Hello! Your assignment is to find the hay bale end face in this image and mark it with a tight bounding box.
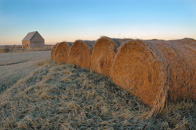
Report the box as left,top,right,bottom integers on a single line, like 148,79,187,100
69,40,93,68
54,42,71,63
91,37,118,76
111,39,196,112
51,43,59,60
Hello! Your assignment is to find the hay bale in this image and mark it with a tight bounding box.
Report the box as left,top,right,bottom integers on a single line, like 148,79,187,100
112,38,132,47
83,40,96,49
91,37,118,76
51,43,59,60
69,40,94,68
111,38,196,113
54,42,71,63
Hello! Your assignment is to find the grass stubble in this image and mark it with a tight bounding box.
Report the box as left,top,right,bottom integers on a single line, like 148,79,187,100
0,60,196,129
0,51,50,93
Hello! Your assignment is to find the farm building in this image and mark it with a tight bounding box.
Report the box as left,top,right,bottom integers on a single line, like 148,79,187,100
22,31,45,48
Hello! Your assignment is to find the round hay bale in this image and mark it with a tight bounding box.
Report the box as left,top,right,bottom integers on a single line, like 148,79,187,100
111,38,196,113
91,37,118,76
112,38,132,47
51,43,59,60
54,42,71,63
69,40,94,68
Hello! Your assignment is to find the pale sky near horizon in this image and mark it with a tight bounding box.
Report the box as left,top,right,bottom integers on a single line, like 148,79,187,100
0,0,196,45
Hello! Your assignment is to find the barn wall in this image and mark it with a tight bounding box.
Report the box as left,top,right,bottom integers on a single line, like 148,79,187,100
30,41,45,48
22,41,31,48
30,32,45,48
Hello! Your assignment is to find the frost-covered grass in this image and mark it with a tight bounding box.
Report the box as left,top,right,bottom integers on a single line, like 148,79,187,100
0,51,50,66
0,51,51,93
0,60,196,129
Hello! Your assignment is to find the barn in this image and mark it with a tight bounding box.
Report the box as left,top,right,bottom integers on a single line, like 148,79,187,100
22,31,45,48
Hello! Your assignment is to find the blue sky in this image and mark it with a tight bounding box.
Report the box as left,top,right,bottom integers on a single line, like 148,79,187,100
0,0,196,45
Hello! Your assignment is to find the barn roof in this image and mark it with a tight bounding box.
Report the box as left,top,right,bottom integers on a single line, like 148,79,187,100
22,31,39,41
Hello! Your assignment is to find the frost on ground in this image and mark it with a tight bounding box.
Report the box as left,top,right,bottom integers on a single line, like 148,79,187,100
0,51,51,93
0,60,196,129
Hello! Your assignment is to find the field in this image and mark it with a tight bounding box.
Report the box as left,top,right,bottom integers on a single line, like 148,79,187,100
0,51,196,129
0,45,52,53
0,51,50,93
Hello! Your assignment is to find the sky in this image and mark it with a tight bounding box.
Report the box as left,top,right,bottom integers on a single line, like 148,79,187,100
0,0,196,45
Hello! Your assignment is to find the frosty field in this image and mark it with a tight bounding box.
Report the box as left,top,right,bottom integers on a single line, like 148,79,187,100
0,51,50,93
0,51,196,129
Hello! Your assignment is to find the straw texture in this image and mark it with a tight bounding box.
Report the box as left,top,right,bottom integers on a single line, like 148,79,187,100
51,43,59,60
111,38,196,114
91,37,118,76
69,40,94,68
54,42,71,63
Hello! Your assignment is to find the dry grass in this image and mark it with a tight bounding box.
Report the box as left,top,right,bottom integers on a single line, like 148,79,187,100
0,45,51,53
0,60,196,129
0,51,50,93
